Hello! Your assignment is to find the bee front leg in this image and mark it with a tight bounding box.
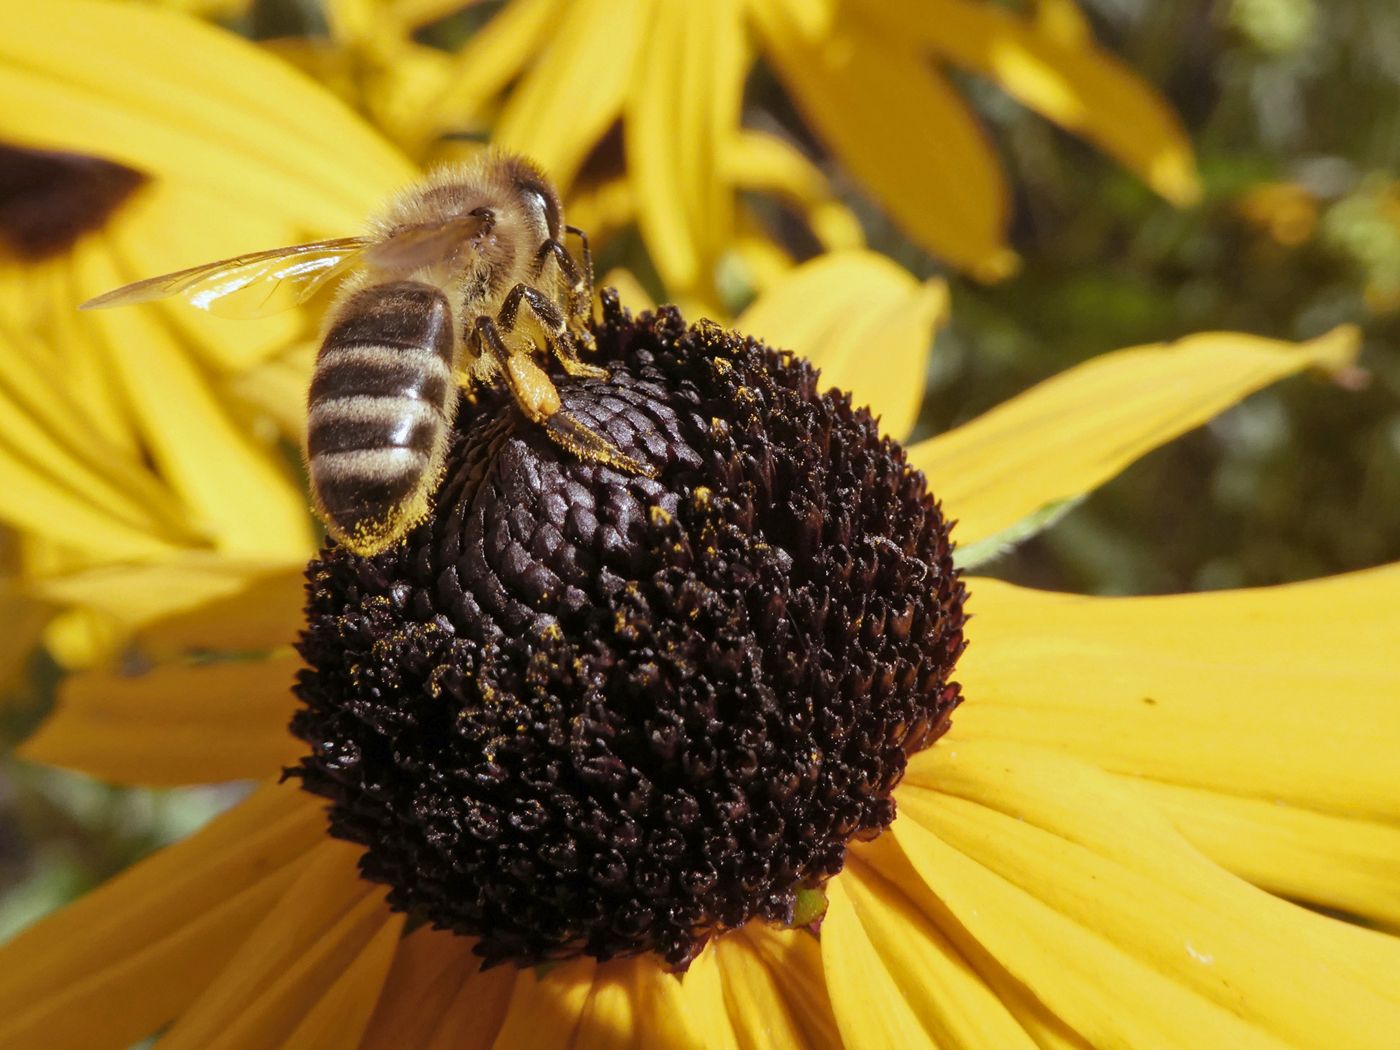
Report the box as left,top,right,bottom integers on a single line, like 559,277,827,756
533,231,595,340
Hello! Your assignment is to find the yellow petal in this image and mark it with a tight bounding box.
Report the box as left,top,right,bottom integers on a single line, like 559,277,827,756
494,0,648,186
490,957,597,1050
1133,778,1400,930
160,864,393,1050
859,0,1200,204
888,740,1400,1047
358,927,480,1050
572,963,637,1050
625,0,746,299
911,324,1360,545
80,263,316,559
29,554,303,631
404,0,563,153
0,584,51,699
0,323,195,548
820,875,941,1050
725,130,867,254
662,947,738,1050
127,565,308,663
955,566,1400,821
738,251,948,441
421,959,516,1050
749,0,1015,279
0,0,409,228
733,926,843,1050
712,935,821,1050
272,906,404,1050
834,860,1046,1050
20,652,303,786
0,0,414,374
0,781,323,1049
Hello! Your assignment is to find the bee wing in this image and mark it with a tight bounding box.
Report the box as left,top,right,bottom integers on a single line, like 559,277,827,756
363,212,492,273
80,237,371,319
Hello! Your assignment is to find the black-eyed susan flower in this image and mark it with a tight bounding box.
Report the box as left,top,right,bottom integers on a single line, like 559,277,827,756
4,4,1400,1049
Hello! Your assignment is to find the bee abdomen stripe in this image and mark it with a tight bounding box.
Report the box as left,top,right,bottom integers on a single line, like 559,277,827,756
310,345,452,403
312,448,427,519
323,281,454,364
308,397,443,457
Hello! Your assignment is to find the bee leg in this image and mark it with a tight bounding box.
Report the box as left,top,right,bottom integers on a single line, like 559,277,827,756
475,314,560,423
533,230,594,335
500,283,606,379
476,313,655,478
565,225,594,294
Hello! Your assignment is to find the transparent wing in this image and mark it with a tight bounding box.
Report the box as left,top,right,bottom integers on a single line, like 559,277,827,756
80,237,371,319
363,212,493,273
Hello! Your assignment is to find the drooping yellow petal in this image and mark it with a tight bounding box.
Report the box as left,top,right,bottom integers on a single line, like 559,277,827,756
738,251,947,442
494,0,648,186
0,0,414,374
272,906,404,1050
712,934,824,1050
887,740,1400,1047
421,959,516,1050
0,781,324,1049
857,0,1200,205
0,0,408,228
357,927,480,1050
126,565,307,664
734,926,843,1050
725,130,866,254
0,322,196,550
20,652,303,786
0,584,51,700
490,957,597,1050
955,567,1400,821
159,862,393,1050
911,324,1360,545
662,947,738,1050
749,0,1015,279
820,875,942,1050
626,0,746,300
832,860,1046,1050
1133,778,1400,930
572,963,636,1050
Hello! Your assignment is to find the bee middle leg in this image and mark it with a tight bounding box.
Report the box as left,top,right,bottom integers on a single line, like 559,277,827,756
498,282,606,379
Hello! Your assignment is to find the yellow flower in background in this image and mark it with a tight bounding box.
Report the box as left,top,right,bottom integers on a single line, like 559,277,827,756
1,6,1398,1050
0,0,419,670
160,0,1200,311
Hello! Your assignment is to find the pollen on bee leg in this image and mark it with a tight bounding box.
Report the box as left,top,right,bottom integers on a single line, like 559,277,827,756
504,352,562,422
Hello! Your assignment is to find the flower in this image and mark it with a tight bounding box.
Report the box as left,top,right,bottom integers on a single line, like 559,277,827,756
3,5,1400,1049
164,0,1201,308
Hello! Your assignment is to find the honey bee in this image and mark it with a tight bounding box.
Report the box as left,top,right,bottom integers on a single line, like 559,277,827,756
82,151,653,554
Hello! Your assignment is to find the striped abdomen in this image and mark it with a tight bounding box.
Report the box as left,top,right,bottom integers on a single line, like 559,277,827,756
307,281,457,554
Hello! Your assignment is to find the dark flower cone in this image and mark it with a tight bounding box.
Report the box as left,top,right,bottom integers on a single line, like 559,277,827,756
289,291,968,968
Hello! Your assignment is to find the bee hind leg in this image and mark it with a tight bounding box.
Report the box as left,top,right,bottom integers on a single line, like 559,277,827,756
543,412,658,478
476,313,656,478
